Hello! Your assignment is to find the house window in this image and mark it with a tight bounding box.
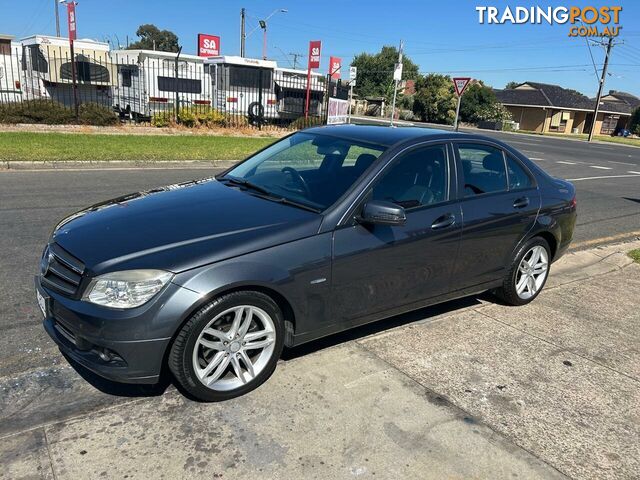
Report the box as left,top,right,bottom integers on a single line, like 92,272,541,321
549,110,570,133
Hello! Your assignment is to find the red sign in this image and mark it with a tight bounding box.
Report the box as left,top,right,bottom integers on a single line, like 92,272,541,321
308,40,321,69
197,34,220,57
329,56,341,79
66,2,77,41
452,77,471,96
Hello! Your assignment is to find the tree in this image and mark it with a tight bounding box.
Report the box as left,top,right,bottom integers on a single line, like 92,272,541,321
505,81,520,89
127,24,179,52
351,46,419,100
630,106,640,135
459,82,497,123
412,74,456,125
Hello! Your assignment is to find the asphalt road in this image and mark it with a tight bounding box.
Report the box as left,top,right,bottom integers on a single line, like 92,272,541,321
0,130,639,381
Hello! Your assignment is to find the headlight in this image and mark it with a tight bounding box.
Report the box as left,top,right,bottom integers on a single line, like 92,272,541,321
84,270,173,309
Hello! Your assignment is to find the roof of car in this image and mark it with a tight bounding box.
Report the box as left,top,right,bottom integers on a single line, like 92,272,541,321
303,124,464,147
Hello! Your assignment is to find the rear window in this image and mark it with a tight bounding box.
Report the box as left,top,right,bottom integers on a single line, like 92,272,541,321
458,143,508,197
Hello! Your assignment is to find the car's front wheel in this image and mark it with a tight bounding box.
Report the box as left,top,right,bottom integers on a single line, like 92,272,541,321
169,291,284,402
493,237,551,306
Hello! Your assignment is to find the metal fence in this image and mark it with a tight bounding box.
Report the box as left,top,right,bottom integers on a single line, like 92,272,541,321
0,42,350,130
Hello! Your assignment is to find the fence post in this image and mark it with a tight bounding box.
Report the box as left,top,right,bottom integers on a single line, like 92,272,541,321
174,46,182,124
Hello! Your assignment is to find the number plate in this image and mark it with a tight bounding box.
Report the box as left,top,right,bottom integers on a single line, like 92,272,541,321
37,290,47,318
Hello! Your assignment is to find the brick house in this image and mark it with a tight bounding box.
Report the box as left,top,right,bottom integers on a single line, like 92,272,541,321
495,82,639,135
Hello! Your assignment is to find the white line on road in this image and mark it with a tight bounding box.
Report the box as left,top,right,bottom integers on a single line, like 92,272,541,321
567,174,640,181
557,161,577,165
608,161,635,166
529,157,545,161
589,165,613,170
628,171,640,175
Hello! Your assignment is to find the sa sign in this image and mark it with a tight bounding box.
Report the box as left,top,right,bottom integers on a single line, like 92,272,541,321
329,56,341,79
308,40,322,69
198,34,220,57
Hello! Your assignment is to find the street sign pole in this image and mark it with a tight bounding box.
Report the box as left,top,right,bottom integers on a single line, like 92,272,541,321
452,77,471,132
347,66,357,124
454,95,462,131
390,40,403,127
66,2,79,119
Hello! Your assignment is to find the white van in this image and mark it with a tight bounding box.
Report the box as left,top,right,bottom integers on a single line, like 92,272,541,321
19,35,114,107
111,49,212,120
0,35,22,103
206,56,278,122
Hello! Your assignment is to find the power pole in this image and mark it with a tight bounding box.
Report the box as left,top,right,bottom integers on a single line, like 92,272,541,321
289,52,303,69
588,36,614,142
240,8,246,57
54,0,60,37
390,40,403,127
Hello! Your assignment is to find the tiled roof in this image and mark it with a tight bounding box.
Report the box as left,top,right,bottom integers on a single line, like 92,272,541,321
495,82,638,115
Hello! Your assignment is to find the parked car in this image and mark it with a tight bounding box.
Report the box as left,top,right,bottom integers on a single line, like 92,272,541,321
36,125,577,401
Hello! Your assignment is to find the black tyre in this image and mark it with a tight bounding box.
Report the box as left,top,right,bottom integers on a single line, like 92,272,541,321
493,237,551,306
168,291,284,402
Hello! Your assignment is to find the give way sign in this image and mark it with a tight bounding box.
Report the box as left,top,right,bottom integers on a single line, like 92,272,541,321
452,77,471,96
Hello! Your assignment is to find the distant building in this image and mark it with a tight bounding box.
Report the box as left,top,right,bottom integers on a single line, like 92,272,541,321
495,82,639,135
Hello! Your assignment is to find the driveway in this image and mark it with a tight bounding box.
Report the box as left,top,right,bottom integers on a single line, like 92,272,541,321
1,241,638,479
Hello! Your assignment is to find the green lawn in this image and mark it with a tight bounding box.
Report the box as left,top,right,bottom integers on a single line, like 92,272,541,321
629,249,640,264
0,132,277,162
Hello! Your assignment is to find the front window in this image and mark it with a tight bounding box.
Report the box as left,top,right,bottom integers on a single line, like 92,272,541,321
458,143,508,197
221,132,386,211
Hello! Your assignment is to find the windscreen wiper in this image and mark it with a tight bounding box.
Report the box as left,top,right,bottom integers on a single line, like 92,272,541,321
219,176,320,213
218,176,272,196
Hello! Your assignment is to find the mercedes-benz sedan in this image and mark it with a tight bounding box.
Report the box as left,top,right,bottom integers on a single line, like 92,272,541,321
36,125,576,401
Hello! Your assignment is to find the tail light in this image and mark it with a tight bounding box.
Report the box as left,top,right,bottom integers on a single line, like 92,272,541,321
227,97,238,103
149,97,168,103
193,100,211,105
15,80,21,90
570,195,577,209
266,99,277,105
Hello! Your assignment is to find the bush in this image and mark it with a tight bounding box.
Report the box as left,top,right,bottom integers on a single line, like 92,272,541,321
77,103,118,126
0,100,118,125
289,116,324,130
399,109,414,121
151,112,172,128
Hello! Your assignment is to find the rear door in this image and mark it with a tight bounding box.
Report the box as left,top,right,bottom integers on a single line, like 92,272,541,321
331,142,462,322
452,142,540,291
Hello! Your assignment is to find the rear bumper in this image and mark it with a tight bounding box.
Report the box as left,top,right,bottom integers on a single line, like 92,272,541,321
36,275,200,385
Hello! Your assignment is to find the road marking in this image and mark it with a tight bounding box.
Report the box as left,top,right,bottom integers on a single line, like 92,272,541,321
557,161,577,165
628,171,640,175
529,157,545,161
523,151,545,155
589,165,612,170
567,174,640,181
608,161,635,166
570,230,640,250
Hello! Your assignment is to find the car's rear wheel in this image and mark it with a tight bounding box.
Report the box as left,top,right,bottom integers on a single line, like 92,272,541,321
169,291,284,402
493,237,550,306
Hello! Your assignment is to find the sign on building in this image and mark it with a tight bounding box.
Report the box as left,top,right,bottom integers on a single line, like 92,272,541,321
197,34,220,57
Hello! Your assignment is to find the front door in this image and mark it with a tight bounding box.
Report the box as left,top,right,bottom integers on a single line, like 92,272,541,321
452,142,541,290
331,143,462,323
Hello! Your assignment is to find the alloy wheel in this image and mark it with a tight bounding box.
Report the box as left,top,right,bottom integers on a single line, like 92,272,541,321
515,245,549,300
192,305,276,391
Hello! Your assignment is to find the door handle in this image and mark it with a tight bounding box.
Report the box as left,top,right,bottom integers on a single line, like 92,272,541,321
513,197,530,209
431,213,456,230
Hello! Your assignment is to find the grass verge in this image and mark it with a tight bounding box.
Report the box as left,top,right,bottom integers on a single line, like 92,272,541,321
0,132,277,162
516,130,640,147
629,248,640,264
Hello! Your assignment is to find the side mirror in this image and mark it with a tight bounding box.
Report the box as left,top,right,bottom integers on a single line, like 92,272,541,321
360,200,406,226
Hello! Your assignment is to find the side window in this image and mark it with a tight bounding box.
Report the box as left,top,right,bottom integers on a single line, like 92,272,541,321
371,145,448,209
506,155,534,190
458,144,507,197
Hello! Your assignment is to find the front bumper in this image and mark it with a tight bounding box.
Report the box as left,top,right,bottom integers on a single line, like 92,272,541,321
36,275,200,384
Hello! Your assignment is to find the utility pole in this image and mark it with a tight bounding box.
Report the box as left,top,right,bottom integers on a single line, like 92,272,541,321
289,52,303,69
390,40,403,127
588,36,614,142
240,8,246,57
54,0,60,37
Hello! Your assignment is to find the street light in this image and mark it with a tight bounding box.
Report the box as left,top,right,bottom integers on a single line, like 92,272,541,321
247,8,287,60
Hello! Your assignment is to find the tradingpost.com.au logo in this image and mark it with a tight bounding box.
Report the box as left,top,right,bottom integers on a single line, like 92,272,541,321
475,5,622,37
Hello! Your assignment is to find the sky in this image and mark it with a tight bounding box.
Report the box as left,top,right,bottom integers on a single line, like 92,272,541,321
1,0,639,97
